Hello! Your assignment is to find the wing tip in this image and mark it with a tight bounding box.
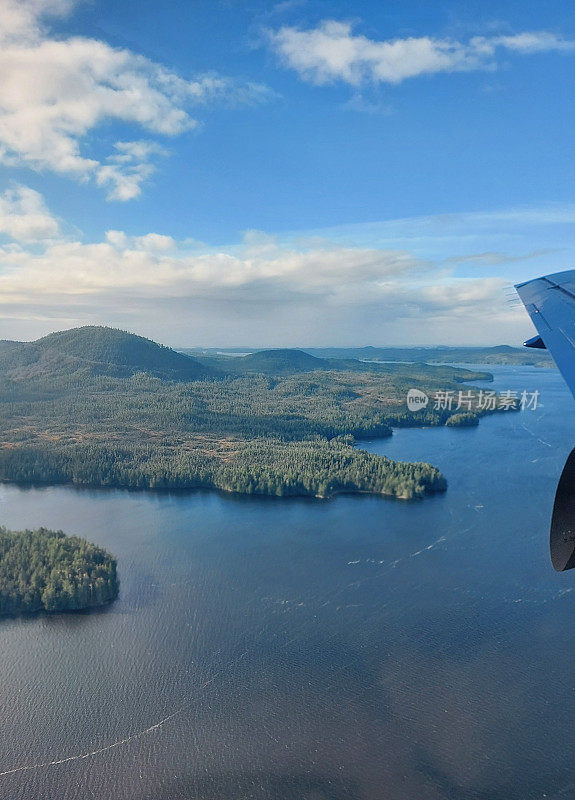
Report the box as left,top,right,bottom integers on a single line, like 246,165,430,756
523,335,546,349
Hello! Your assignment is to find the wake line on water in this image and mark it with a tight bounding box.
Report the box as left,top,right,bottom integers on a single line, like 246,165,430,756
0,651,248,778
346,534,449,573
406,535,447,560
521,422,553,448
0,708,184,777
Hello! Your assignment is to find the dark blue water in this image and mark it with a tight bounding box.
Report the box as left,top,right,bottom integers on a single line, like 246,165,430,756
0,365,574,800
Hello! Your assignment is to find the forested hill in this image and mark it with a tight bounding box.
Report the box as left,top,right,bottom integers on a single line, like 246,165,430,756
225,349,331,374
0,325,513,501
1,326,213,382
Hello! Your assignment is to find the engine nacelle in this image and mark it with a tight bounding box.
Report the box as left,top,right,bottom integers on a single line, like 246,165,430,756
550,448,575,571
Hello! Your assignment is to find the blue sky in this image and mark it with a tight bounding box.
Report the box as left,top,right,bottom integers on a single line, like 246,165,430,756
0,0,574,345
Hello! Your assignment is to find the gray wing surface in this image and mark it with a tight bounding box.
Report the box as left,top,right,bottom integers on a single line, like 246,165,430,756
516,270,575,399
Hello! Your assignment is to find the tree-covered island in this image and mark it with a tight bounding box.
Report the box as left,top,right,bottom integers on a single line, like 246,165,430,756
0,527,119,616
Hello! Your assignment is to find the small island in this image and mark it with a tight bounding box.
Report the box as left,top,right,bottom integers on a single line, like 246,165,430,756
0,527,119,616
445,412,480,427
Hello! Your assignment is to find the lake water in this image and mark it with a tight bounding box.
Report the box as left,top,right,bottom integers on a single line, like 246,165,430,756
1,365,575,800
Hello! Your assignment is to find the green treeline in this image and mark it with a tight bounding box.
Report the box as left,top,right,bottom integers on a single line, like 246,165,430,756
0,527,119,616
0,437,446,499
217,438,447,499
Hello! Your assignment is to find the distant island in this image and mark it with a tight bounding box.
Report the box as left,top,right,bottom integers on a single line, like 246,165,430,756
188,344,552,369
0,326,519,501
300,345,552,368
0,527,118,616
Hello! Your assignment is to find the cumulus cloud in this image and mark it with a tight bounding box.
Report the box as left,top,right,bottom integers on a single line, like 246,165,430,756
96,141,169,201
0,233,426,299
267,20,575,85
0,184,60,241
105,229,176,252
0,0,75,43
0,194,522,344
0,0,271,199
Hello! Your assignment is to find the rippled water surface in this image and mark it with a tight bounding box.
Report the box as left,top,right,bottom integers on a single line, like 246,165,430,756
1,365,575,800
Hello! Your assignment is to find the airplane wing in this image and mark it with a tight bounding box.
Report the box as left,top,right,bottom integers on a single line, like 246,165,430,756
516,269,575,399
517,270,575,570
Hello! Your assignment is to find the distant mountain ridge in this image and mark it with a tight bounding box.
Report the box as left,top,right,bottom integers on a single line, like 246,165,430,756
0,326,213,382
183,346,492,383
0,329,504,387
180,343,551,368
299,345,552,367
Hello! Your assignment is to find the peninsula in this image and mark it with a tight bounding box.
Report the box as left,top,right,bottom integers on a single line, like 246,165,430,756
0,326,506,501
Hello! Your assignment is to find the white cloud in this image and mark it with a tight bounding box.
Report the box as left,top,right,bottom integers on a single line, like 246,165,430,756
477,32,575,55
267,20,575,85
96,140,169,201
106,229,176,252
0,0,76,43
0,205,522,344
0,0,271,200
0,233,426,298
0,184,60,241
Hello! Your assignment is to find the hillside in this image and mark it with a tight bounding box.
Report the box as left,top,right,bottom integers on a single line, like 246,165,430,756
0,327,214,382
235,348,331,374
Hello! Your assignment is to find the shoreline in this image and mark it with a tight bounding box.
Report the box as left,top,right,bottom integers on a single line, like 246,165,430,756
0,475,447,502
